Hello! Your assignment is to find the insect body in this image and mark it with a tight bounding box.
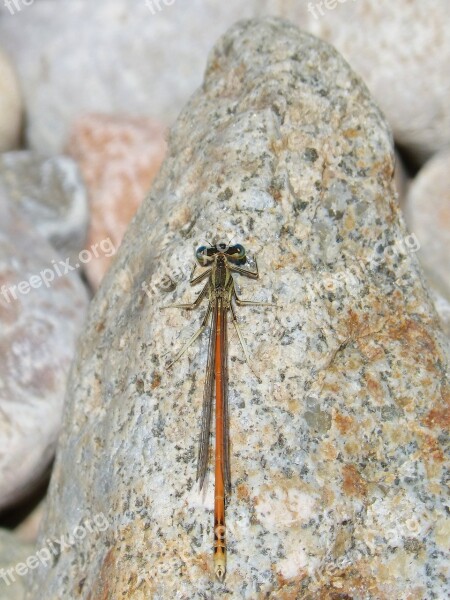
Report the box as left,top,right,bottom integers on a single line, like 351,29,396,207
164,242,271,581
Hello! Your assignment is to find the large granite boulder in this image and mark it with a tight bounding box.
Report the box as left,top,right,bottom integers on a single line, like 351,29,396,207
26,18,449,599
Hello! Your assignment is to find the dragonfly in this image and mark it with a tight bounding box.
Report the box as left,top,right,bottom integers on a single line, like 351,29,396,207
163,241,272,582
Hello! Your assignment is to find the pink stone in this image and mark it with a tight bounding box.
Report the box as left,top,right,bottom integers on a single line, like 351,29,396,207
66,115,167,290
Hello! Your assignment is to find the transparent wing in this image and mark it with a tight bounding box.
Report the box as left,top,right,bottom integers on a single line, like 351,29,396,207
196,300,217,490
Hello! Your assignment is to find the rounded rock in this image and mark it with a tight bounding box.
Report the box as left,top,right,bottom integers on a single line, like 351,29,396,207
0,49,22,152
0,196,89,511
66,114,167,289
0,152,89,264
404,147,450,302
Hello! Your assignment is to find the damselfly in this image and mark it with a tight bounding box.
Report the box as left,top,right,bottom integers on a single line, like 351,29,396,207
163,242,272,581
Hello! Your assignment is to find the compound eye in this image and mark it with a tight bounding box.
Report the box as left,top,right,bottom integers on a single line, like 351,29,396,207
233,244,246,260
227,244,246,262
196,246,209,265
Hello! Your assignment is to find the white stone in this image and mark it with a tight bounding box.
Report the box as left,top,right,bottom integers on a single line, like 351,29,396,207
404,147,450,303
0,48,22,152
0,152,89,264
0,196,89,511
0,0,262,153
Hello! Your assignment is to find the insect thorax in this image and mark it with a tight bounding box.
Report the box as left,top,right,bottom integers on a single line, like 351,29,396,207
210,255,233,300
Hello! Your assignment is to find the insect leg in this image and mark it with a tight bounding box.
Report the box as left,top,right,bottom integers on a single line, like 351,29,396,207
161,280,209,310
229,302,261,383
166,303,212,367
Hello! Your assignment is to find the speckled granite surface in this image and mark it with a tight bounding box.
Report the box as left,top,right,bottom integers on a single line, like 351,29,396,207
26,18,449,600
